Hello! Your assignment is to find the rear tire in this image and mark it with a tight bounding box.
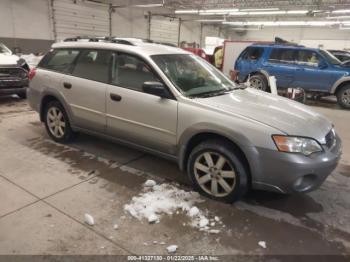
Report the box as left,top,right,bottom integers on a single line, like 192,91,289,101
249,74,269,92
44,100,75,143
17,92,27,99
336,85,350,109
187,140,249,203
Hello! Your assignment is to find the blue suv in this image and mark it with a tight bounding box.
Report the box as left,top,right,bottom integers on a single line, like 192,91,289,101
235,43,350,109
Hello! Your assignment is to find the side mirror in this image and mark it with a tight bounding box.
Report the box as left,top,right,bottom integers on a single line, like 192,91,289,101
142,82,171,98
318,61,328,69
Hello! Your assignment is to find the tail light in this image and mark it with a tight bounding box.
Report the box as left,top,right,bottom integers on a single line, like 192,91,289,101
28,68,36,81
230,70,239,81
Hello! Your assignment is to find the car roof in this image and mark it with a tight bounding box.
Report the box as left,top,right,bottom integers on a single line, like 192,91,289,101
251,43,318,51
52,39,189,57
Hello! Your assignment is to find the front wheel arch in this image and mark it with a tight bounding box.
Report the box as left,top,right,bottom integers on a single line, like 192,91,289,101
180,132,252,187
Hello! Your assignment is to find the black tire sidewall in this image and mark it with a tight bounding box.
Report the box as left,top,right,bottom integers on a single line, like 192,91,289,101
250,74,268,91
44,101,74,143
337,85,350,109
187,140,248,203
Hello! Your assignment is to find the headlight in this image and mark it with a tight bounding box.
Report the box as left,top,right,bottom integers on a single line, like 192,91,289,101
272,135,323,156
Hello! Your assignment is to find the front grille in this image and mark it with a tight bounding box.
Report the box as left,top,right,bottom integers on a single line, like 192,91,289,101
325,128,336,149
0,67,27,80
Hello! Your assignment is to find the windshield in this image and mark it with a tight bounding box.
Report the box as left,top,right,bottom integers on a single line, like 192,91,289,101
0,43,12,54
319,49,341,65
151,54,236,97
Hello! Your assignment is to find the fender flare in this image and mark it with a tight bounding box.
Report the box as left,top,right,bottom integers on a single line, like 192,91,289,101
330,76,350,94
39,90,75,126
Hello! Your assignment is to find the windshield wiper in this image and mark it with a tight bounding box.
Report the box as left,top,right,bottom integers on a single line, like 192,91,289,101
190,89,231,98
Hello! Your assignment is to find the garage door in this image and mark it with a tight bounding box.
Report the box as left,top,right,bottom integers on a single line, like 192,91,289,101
53,0,109,41
150,17,179,46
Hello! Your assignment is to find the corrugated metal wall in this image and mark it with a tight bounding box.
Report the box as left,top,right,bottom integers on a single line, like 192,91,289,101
150,16,179,45
52,0,109,41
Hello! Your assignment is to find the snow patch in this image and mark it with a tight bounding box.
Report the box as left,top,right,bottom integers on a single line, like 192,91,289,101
84,214,95,226
166,245,178,253
258,241,266,249
144,179,157,187
124,183,223,233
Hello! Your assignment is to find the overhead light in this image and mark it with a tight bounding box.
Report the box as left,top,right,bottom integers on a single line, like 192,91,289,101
332,9,350,14
287,10,308,14
196,19,225,22
134,3,163,8
222,20,340,27
327,15,350,19
175,10,198,14
240,8,279,12
231,27,261,31
228,12,248,16
200,9,239,13
249,11,286,15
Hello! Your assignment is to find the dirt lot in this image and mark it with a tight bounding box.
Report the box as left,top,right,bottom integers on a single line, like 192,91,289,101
0,95,349,260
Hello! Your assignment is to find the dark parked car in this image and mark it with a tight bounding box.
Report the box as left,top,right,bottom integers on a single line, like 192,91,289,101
0,42,29,99
235,43,350,109
328,49,350,62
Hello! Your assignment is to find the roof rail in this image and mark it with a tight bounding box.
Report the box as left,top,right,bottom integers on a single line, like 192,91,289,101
63,36,135,46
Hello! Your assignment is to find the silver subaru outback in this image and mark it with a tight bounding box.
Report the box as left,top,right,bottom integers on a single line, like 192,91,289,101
28,37,342,202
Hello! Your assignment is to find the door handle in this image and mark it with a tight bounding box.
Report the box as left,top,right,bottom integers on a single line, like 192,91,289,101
110,93,122,102
63,82,72,89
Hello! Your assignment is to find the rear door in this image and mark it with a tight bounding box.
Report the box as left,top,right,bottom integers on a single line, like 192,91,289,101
264,48,297,88
106,52,178,155
62,49,112,132
235,46,264,81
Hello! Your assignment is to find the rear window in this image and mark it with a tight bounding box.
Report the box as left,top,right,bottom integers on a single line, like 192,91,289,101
39,49,79,73
241,47,264,61
269,48,295,64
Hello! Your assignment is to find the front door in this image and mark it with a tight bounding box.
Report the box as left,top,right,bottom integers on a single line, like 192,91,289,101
292,50,333,92
106,52,178,155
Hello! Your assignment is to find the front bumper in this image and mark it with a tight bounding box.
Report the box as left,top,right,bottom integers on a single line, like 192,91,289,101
0,66,29,94
250,134,342,194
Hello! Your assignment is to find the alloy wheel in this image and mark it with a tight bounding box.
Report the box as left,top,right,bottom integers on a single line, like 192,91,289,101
47,107,66,138
250,78,264,90
341,89,350,105
194,152,236,197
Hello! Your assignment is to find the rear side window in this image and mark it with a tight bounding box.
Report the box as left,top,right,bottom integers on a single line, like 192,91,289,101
241,47,264,61
269,48,295,64
72,49,112,83
40,49,79,73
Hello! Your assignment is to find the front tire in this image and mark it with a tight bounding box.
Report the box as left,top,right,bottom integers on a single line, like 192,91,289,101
249,74,268,92
187,140,249,203
44,101,75,143
336,85,350,109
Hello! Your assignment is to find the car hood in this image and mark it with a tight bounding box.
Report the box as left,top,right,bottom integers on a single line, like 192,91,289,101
0,53,20,66
195,89,332,143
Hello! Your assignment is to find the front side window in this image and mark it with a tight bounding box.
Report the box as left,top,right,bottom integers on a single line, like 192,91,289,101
152,54,236,97
111,53,159,91
295,50,321,67
72,49,112,83
43,49,80,73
